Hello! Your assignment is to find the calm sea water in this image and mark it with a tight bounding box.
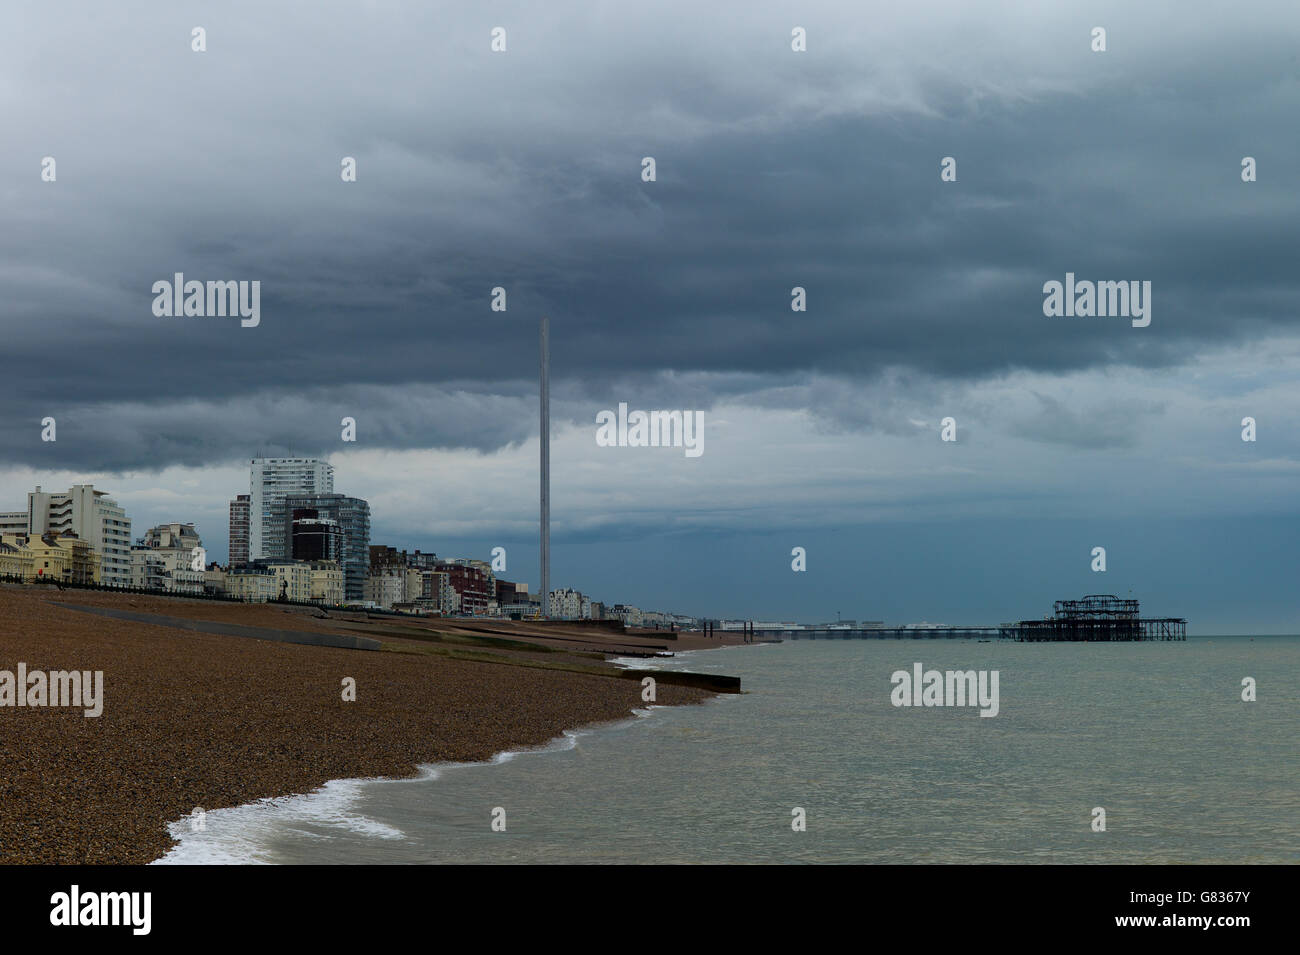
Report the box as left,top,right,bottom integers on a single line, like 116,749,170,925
156,637,1299,864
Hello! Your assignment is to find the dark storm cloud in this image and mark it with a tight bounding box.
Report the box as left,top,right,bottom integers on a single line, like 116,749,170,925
3,1,1298,469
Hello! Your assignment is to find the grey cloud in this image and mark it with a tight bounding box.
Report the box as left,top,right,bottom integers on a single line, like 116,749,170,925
2,1,1298,471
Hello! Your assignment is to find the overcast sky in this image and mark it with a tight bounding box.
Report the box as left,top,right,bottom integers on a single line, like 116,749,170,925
2,2,1297,631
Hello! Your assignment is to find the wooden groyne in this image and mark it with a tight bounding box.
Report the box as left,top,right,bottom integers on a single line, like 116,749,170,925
618,669,742,693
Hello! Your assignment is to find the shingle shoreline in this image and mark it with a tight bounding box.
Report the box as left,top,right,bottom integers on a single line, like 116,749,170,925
0,588,715,864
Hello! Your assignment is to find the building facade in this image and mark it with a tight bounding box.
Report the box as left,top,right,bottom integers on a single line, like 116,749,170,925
0,485,131,586
203,566,228,595
281,493,369,602
130,522,205,594
128,548,167,590
549,587,584,620
248,458,334,561
225,567,278,602
612,604,644,627
437,559,494,615
364,565,425,610
264,560,312,603
0,531,100,584
495,578,528,606
307,561,344,605
290,508,341,562
228,494,250,567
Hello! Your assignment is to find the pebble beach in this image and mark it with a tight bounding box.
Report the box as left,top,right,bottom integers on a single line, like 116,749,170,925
0,586,716,864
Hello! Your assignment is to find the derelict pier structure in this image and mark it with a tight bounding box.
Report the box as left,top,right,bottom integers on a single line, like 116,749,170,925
1003,595,1185,642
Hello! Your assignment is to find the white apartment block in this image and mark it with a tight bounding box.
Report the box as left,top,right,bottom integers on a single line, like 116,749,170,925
549,587,584,620
365,566,425,610
226,569,278,602
129,549,167,590
131,523,206,594
613,605,644,627
129,548,205,594
365,566,406,610
249,457,333,561
143,522,201,552
0,485,132,587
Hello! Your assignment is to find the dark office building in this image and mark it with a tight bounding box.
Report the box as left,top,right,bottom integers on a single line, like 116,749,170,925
228,494,250,567
290,508,341,562
280,493,370,602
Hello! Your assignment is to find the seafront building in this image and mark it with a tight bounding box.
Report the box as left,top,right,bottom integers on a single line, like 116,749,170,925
129,548,167,590
0,484,131,586
219,558,344,604
365,564,422,610
228,494,250,567
499,599,541,618
434,558,494,615
496,578,528,607
365,547,526,615
248,458,334,562
549,587,584,620
366,546,458,613
202,565,228,595
0,531,100,584
305,561,345,604
289,507,341,562
611,604,643,626
280,493,369,602
129,523,205,594
224,565,279,602
0,471,702,622
266,560,312,603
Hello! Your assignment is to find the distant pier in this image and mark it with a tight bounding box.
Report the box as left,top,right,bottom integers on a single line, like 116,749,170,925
741,594,1186,643
1007,595,1185,642
779,626,1000,640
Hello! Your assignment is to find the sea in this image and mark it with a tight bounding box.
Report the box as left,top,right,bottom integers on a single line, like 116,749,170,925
154,636,1299,864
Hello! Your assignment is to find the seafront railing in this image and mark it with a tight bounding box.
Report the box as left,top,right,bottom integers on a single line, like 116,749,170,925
0,575,347,610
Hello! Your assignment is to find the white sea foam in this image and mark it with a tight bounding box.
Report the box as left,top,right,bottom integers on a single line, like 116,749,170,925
153,778,407,865
153,711,670,864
